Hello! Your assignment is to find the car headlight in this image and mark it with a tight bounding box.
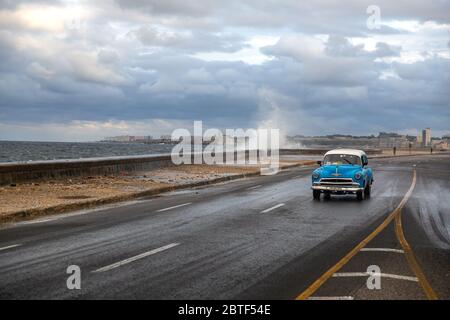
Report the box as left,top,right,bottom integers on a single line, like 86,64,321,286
355,172,362,180
312,172,320,179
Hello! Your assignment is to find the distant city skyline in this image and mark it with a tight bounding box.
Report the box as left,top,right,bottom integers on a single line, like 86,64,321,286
98,128,450,151
1,128,450,143
103,129,448,141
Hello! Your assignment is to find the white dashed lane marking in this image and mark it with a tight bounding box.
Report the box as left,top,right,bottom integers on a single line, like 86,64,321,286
260,203,285,213
333,272,418,282
156,203,192,212
92,243,180,273
247,185,262,190
21,218,58,225
0,244,22,252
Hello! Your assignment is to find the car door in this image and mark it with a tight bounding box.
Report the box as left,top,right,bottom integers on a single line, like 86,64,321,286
361,155,371,184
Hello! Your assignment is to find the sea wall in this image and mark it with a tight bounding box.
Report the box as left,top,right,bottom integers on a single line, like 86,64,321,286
0,155,174,185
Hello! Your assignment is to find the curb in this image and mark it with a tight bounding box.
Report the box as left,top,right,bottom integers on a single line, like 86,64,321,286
369,152,450,159
0,161,316,226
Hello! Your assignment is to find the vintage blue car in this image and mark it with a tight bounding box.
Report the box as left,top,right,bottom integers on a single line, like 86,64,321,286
311,149,373,200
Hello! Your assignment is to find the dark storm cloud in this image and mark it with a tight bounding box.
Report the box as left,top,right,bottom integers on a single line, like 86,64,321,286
111,0,450,41
0,0,60,9
115,0,220,17
133,26,247,53
0,0,449,139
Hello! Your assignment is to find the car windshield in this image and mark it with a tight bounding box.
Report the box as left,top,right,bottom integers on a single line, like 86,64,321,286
323,154,361,165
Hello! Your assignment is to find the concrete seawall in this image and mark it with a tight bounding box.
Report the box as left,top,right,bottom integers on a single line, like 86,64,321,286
0,148,382,185
0,155,174,185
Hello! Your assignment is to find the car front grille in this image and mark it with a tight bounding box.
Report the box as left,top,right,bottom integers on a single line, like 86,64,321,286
319,178,354,185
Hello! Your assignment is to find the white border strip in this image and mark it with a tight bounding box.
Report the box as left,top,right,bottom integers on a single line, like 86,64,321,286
307,296,354,300
333,272,418,282
360,248,404,253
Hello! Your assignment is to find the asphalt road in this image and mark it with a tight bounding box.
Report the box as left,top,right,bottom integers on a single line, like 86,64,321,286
0,155,448,299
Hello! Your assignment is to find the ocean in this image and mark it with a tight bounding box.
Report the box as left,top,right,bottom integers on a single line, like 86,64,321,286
0,141,175,163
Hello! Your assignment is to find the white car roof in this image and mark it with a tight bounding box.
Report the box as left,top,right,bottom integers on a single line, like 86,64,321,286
324,149,366,157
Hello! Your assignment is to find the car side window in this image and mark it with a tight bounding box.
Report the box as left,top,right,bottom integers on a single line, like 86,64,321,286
362,155,368,166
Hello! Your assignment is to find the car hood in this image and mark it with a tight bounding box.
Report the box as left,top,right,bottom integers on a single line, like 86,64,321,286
318,164,362,178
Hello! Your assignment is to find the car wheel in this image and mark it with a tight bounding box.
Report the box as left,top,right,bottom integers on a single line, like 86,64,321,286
356,190,363,200
313,190,321,200
364,183,371,198
324,192,331,200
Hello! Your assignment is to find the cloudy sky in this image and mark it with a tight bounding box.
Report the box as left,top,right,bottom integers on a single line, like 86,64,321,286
0,0,449,141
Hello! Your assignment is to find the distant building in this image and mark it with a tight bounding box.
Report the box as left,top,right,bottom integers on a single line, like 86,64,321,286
103,135,153,142
378,132,402,138
432,140,449,151
405,135,416,142
160,135,172,141
103,135,132,142
416,133,422,144
377,132,409,148
422,128,431,147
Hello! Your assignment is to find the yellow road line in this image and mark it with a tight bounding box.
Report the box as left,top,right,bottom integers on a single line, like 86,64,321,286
296,170,417,300
395,208,438,300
